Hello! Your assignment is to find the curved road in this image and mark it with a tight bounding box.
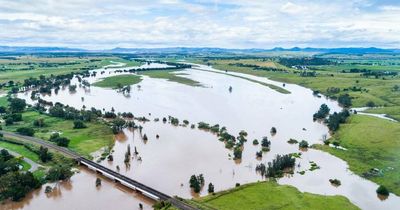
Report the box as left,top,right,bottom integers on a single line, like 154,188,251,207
0,146,40,172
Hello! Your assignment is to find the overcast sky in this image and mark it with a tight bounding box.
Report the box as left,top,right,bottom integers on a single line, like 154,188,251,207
1,0,399,49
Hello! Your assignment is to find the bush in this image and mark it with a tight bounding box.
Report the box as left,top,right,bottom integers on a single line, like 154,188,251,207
376,185,389,196
33,118,45,127
299,140,309,149
252,139,259,145
73,120,87,129
49,133,70,147
329,179,341,186
366,101,375,107
313,104,330,119
338,94,352,108
16,127,35,136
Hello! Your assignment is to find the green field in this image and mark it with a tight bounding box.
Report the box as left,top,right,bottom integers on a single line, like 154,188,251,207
314,114,400,195
0,56,142,83
189,181,359,210
3,111,114,156
139,70,202,87
365,106,400,121
194,58,400,111
0,96,8,106
0,140,40,162
93,74,143,88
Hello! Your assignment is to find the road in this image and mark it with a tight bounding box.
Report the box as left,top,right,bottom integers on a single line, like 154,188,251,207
0,146,40,172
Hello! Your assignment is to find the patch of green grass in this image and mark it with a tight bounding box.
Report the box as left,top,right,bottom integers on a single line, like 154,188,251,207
0,96,8,106
139,70,202,87
0,140,39,162
0,56,140,83
20,160,32,171
93,74,143,88
3,111,114,157
194,59,400,109
364,106,400,121
315,114,400,195
33,169,46,180
189,181,359,210
195,68,290,94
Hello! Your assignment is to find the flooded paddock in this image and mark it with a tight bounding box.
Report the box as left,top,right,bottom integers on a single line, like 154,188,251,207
14,63,400,210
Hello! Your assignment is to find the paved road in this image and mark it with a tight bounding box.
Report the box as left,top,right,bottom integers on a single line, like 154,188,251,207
0,146,40,172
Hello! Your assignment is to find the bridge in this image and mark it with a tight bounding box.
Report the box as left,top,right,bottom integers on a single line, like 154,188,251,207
0,131,197,210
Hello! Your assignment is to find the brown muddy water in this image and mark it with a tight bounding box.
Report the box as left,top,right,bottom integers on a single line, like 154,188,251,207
1,168,154,210
11,63,400,210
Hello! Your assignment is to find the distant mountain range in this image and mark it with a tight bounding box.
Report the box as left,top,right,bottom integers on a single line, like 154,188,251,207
0,46,399,54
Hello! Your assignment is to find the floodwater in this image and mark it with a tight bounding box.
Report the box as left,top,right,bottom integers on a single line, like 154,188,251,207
1,167,154,210
13,63,400,210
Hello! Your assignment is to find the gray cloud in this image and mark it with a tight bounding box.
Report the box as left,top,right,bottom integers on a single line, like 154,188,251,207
0,0,399,49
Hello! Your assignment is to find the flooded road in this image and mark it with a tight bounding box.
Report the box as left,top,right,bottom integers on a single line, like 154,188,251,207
14,63,400,210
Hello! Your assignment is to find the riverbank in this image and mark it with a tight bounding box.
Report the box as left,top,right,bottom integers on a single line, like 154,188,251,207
3,111,114,157
187,181,359,210
314,114,400,195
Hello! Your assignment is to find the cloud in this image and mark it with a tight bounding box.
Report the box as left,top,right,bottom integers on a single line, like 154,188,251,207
0,0,399,49
280,2,306,14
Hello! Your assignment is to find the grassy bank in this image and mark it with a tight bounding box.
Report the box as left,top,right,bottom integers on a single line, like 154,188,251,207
139,70,202,87
3,111,114,156
194,68,290,94
364,106,400,121
188,181,359,210
314,114,400,195
0,140,40,162
194,58,400,116
93,74,143,88
0,96,8,106
0,56,142,84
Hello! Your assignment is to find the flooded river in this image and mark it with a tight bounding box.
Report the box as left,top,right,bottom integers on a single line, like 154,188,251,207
12,62,400,210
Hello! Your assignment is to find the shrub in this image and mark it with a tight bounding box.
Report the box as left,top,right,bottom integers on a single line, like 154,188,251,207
16,127,35,136
313,104,330,119
299,140,309,149
73,120,87,129
252,139,259,145
376,185,389,196
33,118,45,127
329,179,341,186
270,127,277,134
287,139,298,144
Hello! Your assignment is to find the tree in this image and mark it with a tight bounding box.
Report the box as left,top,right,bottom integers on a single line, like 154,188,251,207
208,183,214,193
9,98,26,113
33,118,45,127
338,94,352,108
270,127,277,135
299,140,309,149
313,104,330,119
73,120,87,129
16,127,35,136
0,171,40,201
96,178,102,187
49,133,70,147
46,164,73,181
233,146,242,160
261,137,271,151
376,185,389,196
189,174,204,193
38,146,52,163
